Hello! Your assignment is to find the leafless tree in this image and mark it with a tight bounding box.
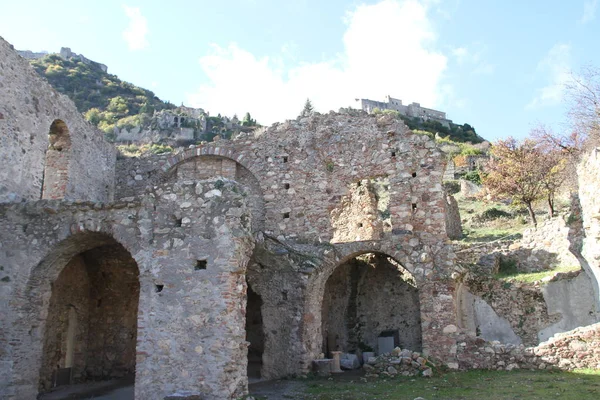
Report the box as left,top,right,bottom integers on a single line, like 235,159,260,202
565,65,600,147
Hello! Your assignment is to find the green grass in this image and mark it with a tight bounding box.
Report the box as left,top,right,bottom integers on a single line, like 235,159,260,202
301,369,600,399
460,226,523,243
495,265,582,284
455,193,529,243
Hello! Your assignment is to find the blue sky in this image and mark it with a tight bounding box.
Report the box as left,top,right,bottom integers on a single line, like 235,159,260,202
1,0,599,141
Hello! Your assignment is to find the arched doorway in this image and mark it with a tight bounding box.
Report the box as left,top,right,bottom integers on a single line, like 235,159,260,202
42,119,71,199
36,233,140,394
321,252,421,357
245,282,264,381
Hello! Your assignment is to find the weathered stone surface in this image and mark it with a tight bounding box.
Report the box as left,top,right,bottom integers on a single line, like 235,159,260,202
340,353,361,370
0,37,115,203
0,74,458,400
457,322,600,371
578,148,600,310
6,33,600,400
444,193,462,239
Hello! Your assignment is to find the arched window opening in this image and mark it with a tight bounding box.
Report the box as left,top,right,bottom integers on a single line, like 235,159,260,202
41,120,71,199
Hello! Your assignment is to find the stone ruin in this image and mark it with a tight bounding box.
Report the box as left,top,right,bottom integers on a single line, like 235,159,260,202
1,35,600,400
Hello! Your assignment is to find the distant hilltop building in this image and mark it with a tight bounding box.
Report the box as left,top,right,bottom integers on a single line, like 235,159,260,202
17,47,108,73
357,95,451,128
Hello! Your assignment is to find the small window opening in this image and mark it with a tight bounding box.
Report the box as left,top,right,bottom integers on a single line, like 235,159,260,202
195,260,208,270
357,222,363,228
411,172,417,178
283,212,290,219
175,218,183,227
282,156,288,163
411,203,417,212
357,181,362,187
155,284,164,293
284,183,290,190
391,151,396,157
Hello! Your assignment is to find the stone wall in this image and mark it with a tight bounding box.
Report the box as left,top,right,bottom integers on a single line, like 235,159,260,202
518,214,581,268
39,256,90,390
83,245,139,381
538,271,598,342
1,38,462,398
578,148,600,309
455,212,581,273
444,193,462,239
0,176,255,399
456,267,598,348
457,277,553,346
456,322,600,371
38,245,139,392
0,37,115,203
321,254,421,354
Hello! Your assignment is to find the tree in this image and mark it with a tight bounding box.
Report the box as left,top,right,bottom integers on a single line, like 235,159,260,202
537,149,567,216
482,138,547,226
300,98,314,117
531,125,578,202
242,112,256,126
565,66,600,147
107,96,129,116
84,108,101,126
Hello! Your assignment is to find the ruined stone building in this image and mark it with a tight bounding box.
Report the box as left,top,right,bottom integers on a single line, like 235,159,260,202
357,95,452,128
2,35,600,400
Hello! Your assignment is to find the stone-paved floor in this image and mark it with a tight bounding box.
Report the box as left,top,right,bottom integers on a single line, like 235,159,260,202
37,370,365,399
38,377,134,400
249,369,366,399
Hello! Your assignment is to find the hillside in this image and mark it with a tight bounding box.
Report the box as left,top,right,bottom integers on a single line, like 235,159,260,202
26,53,484,145
29,53,175,136
371,108,483,143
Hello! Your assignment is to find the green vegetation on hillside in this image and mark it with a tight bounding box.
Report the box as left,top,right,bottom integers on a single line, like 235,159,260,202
30,54,175,135
455,192,528,242
496,264,581,284
374,108,484,143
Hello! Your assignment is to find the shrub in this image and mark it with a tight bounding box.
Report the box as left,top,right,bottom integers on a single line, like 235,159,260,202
463,170,482,185
149,144,173,155
443,180,461,195
497,257,518,276
478,207,512,221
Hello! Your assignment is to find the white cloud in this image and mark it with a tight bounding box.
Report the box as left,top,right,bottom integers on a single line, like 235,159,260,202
580,0,598,24
526,43,571,110
452,47,468,63
451,44,494,75
187,0,448,125
122,5,148,51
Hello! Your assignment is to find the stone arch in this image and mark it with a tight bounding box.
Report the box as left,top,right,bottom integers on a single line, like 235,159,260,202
303,247,422,367
42,119,72,199
9,231,141,398
162,146,266,232
161,144,259,178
